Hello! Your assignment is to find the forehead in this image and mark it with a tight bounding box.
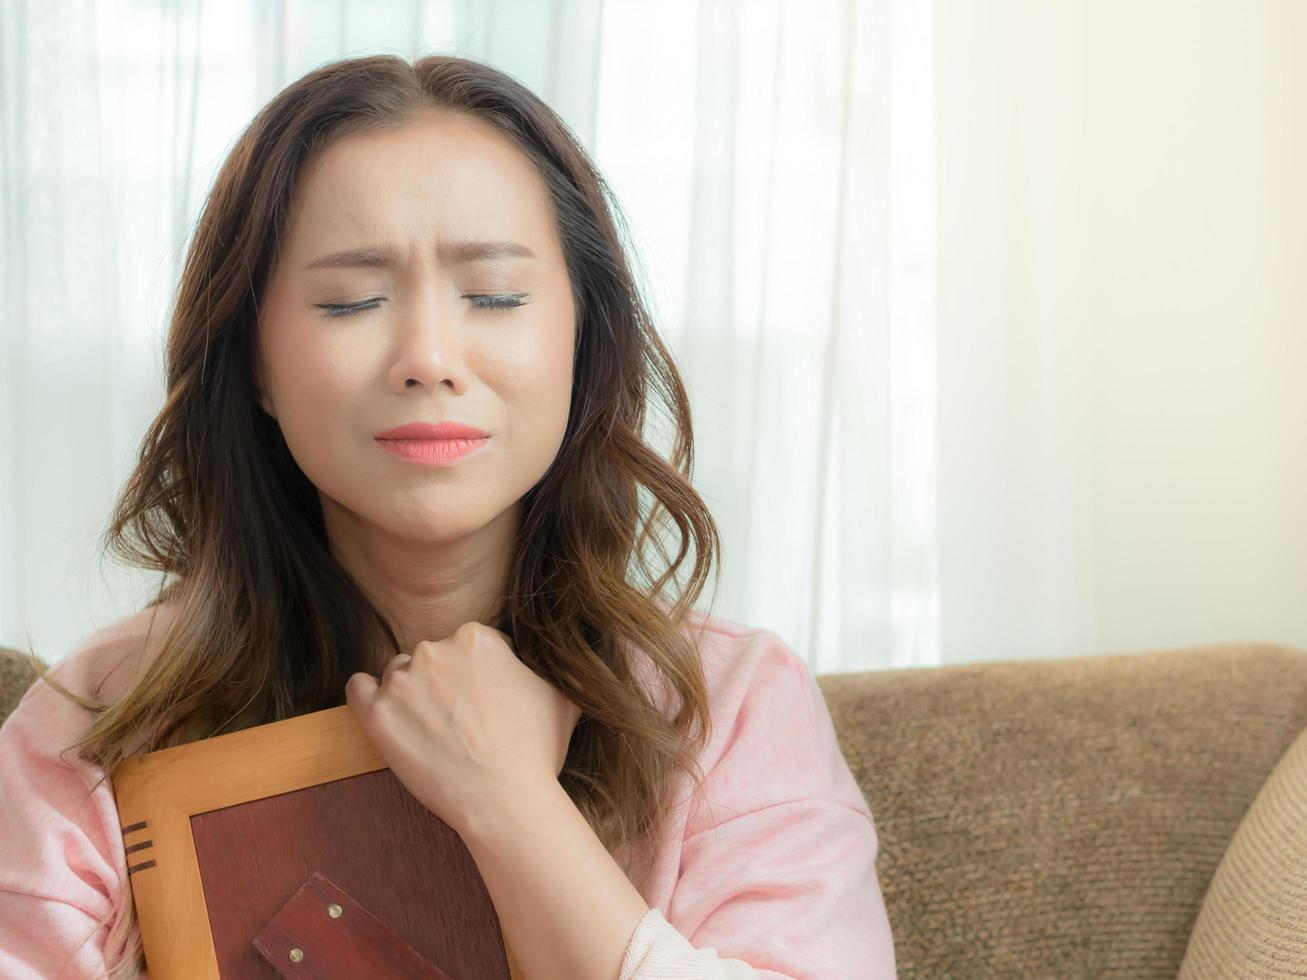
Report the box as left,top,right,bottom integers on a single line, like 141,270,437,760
280,108,559,262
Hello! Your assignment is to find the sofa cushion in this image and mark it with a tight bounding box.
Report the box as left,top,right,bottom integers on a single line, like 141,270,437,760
0,646,43,727
1179,718,1307,977
816,643,1307,979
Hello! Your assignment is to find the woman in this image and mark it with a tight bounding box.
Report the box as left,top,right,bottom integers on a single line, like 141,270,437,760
0,55,896,979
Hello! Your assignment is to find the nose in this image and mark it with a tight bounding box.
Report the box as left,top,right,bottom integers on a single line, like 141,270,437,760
387,284,472,395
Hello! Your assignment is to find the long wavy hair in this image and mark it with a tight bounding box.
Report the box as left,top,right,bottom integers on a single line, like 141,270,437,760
28,53,722,979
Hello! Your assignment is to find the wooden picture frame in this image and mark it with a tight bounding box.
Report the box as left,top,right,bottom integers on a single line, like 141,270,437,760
113,704,524,979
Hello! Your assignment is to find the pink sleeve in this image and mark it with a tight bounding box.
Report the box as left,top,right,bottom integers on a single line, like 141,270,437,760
625,634,897,980
0,677,130,979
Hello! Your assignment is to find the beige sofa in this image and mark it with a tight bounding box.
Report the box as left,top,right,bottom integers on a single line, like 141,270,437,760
4,640,1305,976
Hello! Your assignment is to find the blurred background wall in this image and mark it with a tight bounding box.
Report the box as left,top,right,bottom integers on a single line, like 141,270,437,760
935,0,1307,663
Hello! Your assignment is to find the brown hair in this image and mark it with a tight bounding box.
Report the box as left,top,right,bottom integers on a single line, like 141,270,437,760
27,53,721,978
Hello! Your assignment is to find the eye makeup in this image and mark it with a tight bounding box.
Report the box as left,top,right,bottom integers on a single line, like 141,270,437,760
313,292,532,318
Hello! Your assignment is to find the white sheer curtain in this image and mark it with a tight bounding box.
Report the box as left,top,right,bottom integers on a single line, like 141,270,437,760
0,0,938,673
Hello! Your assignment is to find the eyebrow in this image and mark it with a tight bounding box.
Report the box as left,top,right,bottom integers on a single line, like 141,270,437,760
304,240,536,271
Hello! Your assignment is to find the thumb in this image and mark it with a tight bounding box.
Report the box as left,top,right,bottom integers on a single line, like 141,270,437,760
345,670,380,717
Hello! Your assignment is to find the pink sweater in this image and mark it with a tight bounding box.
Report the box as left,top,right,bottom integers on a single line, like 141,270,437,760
0,604,896,978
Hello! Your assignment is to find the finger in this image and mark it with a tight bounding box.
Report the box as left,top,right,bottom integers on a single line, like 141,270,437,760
345,671,379,714
381,653,412,684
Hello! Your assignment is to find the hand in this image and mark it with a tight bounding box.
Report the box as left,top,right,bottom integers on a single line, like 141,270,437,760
344,621,583,837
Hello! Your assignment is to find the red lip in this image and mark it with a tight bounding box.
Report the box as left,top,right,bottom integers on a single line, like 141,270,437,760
374,422,489,440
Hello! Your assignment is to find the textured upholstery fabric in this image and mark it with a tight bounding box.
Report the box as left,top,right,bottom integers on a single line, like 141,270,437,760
816,643,1307,978
1179,718,1307,978
0,647,41,727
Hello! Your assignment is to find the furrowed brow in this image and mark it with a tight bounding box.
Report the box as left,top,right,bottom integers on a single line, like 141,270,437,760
304,240,536,271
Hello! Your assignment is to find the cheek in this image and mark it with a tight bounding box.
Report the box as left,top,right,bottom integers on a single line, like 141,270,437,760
269,316,371,403
493,319,576,462
265,322,370,465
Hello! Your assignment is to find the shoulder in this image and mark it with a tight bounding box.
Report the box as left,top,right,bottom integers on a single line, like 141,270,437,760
642,604,824,754
670,606,817,722
678,607,810,681
632,603,813,717
6,601,181,744
656,607,872,833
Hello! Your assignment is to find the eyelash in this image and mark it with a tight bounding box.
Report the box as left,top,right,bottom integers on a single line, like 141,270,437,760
314,294,530,318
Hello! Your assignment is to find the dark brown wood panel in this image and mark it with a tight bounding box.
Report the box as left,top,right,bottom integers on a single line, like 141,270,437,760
190,768,511,979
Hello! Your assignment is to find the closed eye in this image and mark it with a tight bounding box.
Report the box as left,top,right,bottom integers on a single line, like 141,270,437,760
470,293,531,311
314,294,532,318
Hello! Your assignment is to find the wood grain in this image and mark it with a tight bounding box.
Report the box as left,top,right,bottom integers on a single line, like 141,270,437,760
114,705,523,980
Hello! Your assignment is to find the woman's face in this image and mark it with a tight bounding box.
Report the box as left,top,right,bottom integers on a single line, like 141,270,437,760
256,107,577,547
